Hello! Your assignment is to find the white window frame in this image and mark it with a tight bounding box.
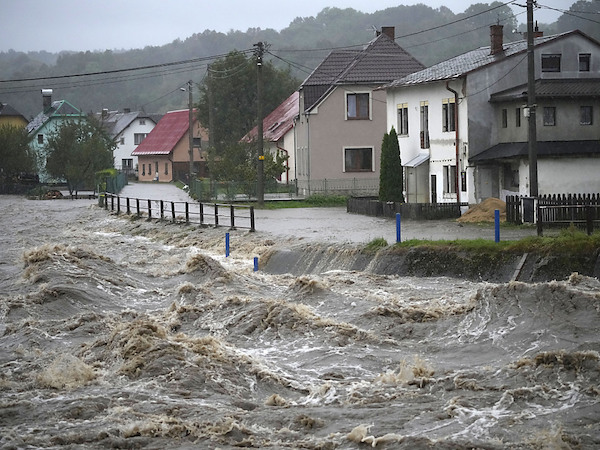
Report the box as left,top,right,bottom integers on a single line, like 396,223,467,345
345,91,371,120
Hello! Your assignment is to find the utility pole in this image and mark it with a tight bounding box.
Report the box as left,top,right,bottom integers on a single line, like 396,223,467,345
207,65,215,151
527,0,538,197
255,41,265,206
187,80,194,183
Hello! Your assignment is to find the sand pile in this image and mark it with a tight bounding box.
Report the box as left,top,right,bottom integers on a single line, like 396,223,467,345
458,198,506,223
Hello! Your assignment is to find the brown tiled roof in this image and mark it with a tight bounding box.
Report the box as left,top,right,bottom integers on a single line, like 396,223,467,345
301,32,424,112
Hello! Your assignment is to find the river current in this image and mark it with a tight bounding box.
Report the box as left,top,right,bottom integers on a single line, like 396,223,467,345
0,195,598,449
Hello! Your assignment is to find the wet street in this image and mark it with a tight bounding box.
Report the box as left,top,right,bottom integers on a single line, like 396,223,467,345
118,182,538,244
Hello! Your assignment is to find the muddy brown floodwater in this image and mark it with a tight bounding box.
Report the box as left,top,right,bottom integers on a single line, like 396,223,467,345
0,193,598,449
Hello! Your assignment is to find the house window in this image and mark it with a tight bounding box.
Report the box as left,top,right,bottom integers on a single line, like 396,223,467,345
37,134,43,144
443,165,457,194
501,109,508,128
515,108,521,127
139,119,146,125
155,162,159,174
165,163,169,175
120,137,125,145
134,133,147,145
346,93,370,120
420,101,429,149
580,106,593,125
541,54,561,72
579,54,591,72
543,106,556,126
442,98,456,132
397,103,408,135
344,147,373,172
142,164,146,176
122,158,133,170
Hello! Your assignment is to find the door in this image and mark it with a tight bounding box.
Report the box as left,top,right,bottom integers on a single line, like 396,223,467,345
430,174,437,204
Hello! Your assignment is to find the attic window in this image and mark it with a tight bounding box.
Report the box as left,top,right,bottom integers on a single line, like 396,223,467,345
579,54,591,72
37,134,43,144
346,93,370,120
541,54,561,72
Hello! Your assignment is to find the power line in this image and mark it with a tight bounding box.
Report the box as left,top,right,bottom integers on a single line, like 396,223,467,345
0,49,254,84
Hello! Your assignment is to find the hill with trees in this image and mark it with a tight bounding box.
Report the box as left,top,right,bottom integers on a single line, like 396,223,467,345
0,1,595,122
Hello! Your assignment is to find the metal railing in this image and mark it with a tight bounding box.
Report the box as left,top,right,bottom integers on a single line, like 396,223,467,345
102,193,255,231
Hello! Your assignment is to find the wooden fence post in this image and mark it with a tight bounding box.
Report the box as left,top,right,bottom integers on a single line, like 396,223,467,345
171,202,175,222
136,198,140,217
230,205,235,229
126,197,131,215
185,202,189,223
215,204,219,226
147,199,152,219
199,202,204,225
250,206,255,232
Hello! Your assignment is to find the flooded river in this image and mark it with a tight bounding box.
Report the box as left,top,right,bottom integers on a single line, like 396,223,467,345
0,195,598,449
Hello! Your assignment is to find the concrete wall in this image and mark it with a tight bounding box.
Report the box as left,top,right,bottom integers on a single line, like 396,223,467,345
296,85,387,188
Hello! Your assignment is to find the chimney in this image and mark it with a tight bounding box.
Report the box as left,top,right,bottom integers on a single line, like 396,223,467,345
490,24,504,55
525,22,544,40
124,107,131,114
380,26,395,41
41,89,53,111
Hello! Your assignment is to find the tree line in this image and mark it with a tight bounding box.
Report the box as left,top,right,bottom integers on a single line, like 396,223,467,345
1,1,592,119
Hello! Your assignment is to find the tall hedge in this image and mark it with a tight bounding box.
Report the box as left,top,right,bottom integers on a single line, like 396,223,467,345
379,127,404,202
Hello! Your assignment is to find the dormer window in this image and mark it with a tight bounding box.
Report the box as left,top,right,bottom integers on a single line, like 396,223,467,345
541,54,561,72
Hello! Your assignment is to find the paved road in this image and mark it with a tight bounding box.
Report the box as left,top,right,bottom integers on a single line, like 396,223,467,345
117,182,538,244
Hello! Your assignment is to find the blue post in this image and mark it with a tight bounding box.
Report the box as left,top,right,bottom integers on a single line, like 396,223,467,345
396,213,401,243
494,209,500,243
254,257,259,272
225,232,230,257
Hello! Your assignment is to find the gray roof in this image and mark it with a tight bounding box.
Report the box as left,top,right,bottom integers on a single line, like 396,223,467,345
94,110,159,138
470,140,600,163
490,78,600,102
301,32,424,112
26,100,83,134
0,102,26,119
384,31,580,88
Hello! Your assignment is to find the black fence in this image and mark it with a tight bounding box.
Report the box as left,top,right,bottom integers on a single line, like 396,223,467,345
102,193,255,231
347,197,467,220
506,194,600,235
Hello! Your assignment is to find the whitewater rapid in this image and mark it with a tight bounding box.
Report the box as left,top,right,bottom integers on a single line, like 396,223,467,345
0,195,598,449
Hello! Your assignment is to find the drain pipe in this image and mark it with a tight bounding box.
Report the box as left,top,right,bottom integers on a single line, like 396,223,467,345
446,81,460,209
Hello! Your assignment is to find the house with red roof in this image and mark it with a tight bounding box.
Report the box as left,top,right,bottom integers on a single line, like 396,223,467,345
243,91,299,184
132,109,208,183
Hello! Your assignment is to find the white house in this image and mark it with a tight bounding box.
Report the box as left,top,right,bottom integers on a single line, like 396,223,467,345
383,27,600,205
96,109,160,176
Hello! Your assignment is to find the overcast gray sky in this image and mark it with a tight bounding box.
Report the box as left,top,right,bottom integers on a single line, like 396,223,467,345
0,0,571,53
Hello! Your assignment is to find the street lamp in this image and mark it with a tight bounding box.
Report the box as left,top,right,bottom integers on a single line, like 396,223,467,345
181,80,194,182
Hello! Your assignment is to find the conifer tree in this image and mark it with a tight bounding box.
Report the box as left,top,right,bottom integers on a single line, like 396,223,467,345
379,127,404,202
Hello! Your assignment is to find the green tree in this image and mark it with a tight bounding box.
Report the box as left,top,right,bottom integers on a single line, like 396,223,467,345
556,0,600,41
0,124,36,185
379,127,404,203
45,117,115,195
196,50,299,152
207,140,288,197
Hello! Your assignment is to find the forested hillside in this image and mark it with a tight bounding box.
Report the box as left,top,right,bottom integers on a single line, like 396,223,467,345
0,1,594,120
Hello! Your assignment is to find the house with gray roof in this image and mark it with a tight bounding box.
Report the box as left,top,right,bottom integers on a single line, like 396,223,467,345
26,89,85,183
0,102,28,128
295,27,425,195
95,109,161,176
383,26,600,206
